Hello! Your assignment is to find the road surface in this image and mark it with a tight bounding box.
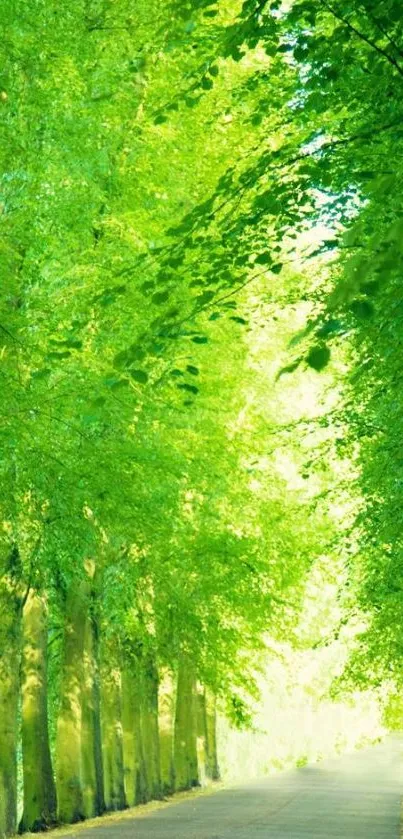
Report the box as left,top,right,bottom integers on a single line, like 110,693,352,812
64,737,403,838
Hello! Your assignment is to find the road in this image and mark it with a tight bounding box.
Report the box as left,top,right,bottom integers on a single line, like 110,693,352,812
64,737,403,838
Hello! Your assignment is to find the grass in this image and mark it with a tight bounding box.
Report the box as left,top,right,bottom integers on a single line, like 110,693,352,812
26,784,225,839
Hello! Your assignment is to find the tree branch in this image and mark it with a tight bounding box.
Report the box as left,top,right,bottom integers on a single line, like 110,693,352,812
320,0,403,78
358,3,403,60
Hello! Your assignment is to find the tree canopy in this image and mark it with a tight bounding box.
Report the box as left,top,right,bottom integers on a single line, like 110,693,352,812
1,1,403,835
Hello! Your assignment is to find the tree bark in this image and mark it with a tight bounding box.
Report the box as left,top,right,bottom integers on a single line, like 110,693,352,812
122,668,136,808
102,665,126,811
204,689,220,782
158,669,175,795
0,546,22,838
121,665,149,807
132,668,147,804
140,653,162,801
173,656,199,791
81,610,105,818
19,591,57,832
196,687,208,786
55,581,88,824
91,615,105,815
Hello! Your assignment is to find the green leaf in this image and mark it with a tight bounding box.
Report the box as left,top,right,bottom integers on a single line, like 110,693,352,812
316,319,344,337
104,375,121,387
306,345,331,371
255,252,272,265
250,113,263,126
177,383,199,394
82,414,98,426
104,375,130,391
113,350,129,370
186,365,199,375
350,300,374,319
98,294,115,306
192,335,208,344
141,281,155,293
47,350,72,360
110,379,130,391
195,290,215,306
254,191,279,213
129,345,147,362
152,290,170,305
293,45,309,61
185,96,201,108
31,368,51,380
65,338,83,349
361,281,379,297
275,358,302,380
130,369,149,384
230,47,245,62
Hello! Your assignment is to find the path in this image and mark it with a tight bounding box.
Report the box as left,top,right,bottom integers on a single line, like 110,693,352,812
64,737,403,838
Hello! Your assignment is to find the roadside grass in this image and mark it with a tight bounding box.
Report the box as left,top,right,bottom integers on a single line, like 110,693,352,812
25,784,225,839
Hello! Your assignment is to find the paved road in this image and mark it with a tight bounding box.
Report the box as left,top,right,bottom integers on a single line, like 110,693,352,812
68,737,403,838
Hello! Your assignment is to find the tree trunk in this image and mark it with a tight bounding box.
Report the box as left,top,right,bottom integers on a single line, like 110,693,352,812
122,669,136,808
196,687,220,784
204,689,220,782
91,616,105,815
102,666,126,811
55,582,88,824
140,653,162,801
122,667,140,808
81,611,105,818
196,687,208,786
19,591,57,832
0,546,22,838
122,663,148,806
158,669,175,795
173,656,199,791
132,669,147,804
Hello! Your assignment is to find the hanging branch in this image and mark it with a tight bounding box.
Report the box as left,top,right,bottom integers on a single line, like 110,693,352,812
320,0,403,78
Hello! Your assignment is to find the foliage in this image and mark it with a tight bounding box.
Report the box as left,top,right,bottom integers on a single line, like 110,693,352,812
1,0,403,834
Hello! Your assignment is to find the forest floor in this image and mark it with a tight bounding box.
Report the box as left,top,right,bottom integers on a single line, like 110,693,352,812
49,737,403,839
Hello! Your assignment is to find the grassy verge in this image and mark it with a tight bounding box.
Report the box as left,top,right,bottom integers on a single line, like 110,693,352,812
25,784,225,838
